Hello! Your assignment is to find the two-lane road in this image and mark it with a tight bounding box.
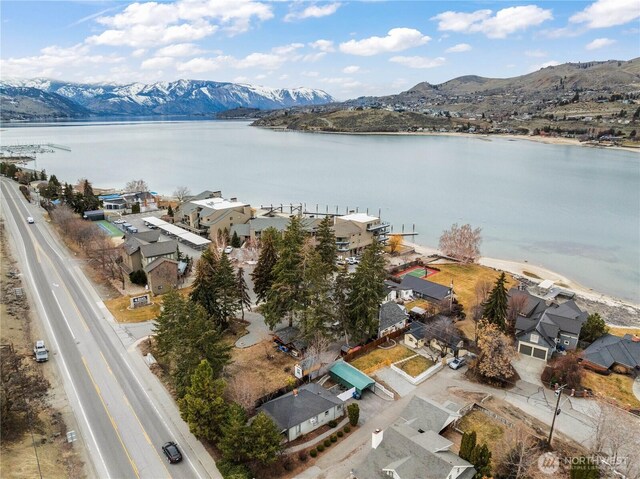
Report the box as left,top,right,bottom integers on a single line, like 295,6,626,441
1,178,220,479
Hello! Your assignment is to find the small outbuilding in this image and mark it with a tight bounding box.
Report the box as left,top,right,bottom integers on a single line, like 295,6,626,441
83,210,105,221
330,361,375,395
144,257,179,295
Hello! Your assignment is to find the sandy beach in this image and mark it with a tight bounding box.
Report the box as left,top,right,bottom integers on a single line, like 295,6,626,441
402,240,640,326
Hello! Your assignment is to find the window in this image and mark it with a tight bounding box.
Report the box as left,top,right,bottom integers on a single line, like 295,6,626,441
530,333,539,344
564,340,570,345
325,411,329,416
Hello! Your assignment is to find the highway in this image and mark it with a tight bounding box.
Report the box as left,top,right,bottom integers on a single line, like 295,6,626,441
1,178,221,479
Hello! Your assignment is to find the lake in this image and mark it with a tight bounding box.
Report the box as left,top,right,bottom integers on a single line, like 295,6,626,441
2,120,639,302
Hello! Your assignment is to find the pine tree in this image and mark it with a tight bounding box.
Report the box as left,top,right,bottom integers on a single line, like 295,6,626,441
347,240,386,342
178,360,228,441
251,227,279,304
247,412,283,465
236,267,251,320
579,313,608,343
218,402,249,463
153,290,188,364
215,253,240,329
459,431,476,461
333,263,352,343
470,443,492,479
299,250,333,338
231,231,242,248
482,272,509,331
264,217,306,329
167,205,174,217
190,248,221,321
315,216,337,274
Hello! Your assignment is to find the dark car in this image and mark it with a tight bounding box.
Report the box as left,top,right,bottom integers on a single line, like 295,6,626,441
162,442,183,464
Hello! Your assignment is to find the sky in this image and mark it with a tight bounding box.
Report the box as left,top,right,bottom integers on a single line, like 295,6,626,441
1,0,639,100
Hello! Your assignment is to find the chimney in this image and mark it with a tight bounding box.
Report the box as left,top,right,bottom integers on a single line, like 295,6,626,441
293,389,298,397
372,428,383,449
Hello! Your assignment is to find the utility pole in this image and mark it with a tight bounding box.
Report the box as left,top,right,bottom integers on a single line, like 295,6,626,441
547,384,566,446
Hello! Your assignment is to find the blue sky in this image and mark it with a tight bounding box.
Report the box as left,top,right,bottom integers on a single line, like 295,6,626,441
1,0,639,99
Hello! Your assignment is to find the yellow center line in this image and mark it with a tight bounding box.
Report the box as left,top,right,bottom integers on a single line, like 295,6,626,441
99,351,114,376
82,356,140,479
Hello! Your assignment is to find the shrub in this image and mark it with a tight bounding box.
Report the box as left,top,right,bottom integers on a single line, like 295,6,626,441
324,439,331,447
217,459,251,479
344,426,351,433
330,435,337,443
347,403,360,426
309,449,317,458
298,450,308,462
328,419,337,428
129,269,147,285
337,430,344,438
317,444,325,452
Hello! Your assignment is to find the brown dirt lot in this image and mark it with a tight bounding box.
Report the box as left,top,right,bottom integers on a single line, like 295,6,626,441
0,220,85,478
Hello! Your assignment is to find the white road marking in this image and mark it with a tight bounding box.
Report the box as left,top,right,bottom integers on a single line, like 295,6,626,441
51,289,77,341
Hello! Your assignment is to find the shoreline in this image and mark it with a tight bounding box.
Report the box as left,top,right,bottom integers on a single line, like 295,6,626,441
402,240,640,315
258,126,640,154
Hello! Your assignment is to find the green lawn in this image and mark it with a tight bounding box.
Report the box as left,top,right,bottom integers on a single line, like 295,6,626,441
96,220,124,237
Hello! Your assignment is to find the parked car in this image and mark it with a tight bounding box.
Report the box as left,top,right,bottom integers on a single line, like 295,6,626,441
223,246,233,254
346,257,359,265
448,357,467,370
27,217,34,224
336,258,346,265
113,219,125,225
162,442,182,464
33,340,49,362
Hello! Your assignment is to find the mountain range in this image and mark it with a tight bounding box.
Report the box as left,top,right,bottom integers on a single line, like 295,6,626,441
0,79,335,120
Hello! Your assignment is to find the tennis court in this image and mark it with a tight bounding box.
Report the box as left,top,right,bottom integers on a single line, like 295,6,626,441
395,265,439,280
96,220,124,237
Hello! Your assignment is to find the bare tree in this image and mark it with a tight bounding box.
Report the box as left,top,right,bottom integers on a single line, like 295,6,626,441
495,426,542,479
472,279,492,340
507,291,528,334
424,317,460,356
225,375,264,414
174,186,191,203
305,332,331,368
475,320,516,383
125,179,149,193
438,223,482,263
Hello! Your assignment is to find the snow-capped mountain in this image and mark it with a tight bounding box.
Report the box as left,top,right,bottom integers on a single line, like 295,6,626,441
0,78,335,119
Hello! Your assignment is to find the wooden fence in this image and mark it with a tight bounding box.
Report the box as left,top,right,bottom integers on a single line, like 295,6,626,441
341,327,409,363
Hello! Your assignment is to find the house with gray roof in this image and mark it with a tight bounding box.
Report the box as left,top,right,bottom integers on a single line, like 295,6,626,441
513,289,588,361
258,383,344,442
121,231,178,274
378,302,409,338
581,334,640,374
354,396,475,479
400,275,453,304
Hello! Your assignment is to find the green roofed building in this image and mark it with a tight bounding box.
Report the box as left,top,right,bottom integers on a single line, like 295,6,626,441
330,361,375,394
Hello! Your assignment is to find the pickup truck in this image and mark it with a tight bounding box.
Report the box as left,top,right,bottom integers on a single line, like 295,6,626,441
33,340,49,362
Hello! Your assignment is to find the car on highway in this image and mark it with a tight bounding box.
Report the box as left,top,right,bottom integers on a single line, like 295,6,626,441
223,246,233,254
27,216,34,224
33,340,49,362
162,442,182,464
448,357,467,370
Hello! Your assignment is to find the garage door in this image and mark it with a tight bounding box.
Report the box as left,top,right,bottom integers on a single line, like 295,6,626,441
519,344,532,356
532,347,547,360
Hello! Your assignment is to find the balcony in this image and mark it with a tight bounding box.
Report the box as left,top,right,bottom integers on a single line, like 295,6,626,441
367,222,390,232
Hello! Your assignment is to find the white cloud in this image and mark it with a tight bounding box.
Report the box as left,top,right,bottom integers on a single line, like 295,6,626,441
302,52,326,62
309,39,335,52
272,43,304,55
432,5,553,39
140,56,175,70
132,48,147,58
285,2,341,22
570,0,640,28
87,0,272,47
1,43,123,78
339,28,430,56
389,56,446,69
302,71,320,77
279,74,289,80
525,49,547,57
445,43,471,53
255,74,267,80
235,52,285,70
177,56,230,73
342,65,360,74
156,43,204,57
234,76,250,83
585,37,616,50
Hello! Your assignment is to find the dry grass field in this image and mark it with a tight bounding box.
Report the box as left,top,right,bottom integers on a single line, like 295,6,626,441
456,409,505,457
582,371,640,410
104,294,161,322
398,355,435,376
350,344,415,375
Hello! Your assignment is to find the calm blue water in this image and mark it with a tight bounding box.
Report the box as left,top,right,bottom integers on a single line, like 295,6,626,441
2,121,639,302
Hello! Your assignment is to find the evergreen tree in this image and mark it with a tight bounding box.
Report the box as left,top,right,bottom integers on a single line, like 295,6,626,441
247,412,283,465
218,403,249,463
579,313,608,343
190,249,222,321
167,205,174,217
347,240,386,342
236,267,251,320
299,250,333,338
263,217,306,329
231,231,242,248
79,179,100,212
470,443,492,479
39,169,47,181
215,253,240,329
459,431,476,461
178,360,227,441
153,290,188,364
251,227,279,304
333,263,352,343
63,182,75,206
315,216,337,274
482,272,509,331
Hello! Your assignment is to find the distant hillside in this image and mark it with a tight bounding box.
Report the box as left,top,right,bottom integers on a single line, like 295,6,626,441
0,79,334,120
253,58,640,139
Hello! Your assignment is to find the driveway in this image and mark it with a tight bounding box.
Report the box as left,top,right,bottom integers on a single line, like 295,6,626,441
512,353,546,385
235,311,278,348
374,367,416,397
